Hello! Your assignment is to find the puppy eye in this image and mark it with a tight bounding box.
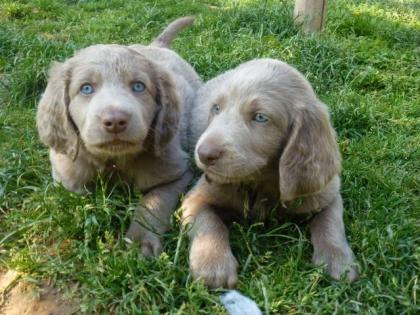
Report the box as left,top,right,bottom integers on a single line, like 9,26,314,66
252,113,269,123
132,81,145,93
211,104,221,115
80,83,94,95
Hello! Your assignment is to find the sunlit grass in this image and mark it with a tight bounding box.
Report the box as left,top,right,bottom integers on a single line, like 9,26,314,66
1,0,419,313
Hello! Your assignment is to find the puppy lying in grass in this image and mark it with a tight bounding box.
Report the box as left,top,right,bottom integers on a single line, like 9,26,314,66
182,58,358,288
36,17,201,256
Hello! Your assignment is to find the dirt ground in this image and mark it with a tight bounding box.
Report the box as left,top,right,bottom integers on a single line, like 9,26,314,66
0,270,78,315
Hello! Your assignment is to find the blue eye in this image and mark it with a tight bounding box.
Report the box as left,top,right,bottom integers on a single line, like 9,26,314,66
211,104,221,114
80,83,94,95
132,81,145,93
253,113,269,123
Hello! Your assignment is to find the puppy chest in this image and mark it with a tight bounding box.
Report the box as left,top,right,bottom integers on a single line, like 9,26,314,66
100,159,162,191
238,185,319,220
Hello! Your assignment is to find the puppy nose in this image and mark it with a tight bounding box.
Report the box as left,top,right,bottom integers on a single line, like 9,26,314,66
197,143,224,166
102,110,130,134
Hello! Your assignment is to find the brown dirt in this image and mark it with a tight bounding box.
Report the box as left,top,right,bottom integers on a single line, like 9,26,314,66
0,270,79,315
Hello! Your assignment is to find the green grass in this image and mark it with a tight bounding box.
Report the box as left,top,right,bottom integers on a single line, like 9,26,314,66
0,0,419,313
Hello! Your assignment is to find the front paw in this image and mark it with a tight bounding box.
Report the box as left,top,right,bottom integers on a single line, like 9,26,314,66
125,222,163,257
190,235,238,288
312,247,358,282
140,232,163,257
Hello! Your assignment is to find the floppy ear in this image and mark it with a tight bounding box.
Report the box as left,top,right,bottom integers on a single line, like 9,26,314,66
151,66,180,156
279,102,341,201
36,62,79,159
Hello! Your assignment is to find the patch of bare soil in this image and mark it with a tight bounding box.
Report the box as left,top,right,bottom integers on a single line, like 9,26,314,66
0,270,78,315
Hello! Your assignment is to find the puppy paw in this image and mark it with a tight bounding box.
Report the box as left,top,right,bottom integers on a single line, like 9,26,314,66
140,232,163,257
312,247,358,282
190,236,238,288
125,222,162,257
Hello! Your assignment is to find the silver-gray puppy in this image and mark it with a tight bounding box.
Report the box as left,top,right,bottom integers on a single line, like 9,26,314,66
37,17,202,256
182,58,358,288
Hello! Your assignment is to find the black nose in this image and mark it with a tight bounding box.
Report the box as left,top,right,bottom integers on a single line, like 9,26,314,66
101,110,131,134
197,143,224,166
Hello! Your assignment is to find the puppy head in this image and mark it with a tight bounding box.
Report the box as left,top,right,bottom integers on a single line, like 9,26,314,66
195,59,340,201
36,44,179,158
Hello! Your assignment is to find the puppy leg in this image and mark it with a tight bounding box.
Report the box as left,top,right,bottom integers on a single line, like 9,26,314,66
310,194,358,282
181,182,238,288
49,150,95,194
126,170,193,257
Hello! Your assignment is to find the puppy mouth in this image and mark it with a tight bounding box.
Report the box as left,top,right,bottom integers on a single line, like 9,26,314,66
195,148,267,184
96,139,136,148
89,139,141,155
202,166,259,184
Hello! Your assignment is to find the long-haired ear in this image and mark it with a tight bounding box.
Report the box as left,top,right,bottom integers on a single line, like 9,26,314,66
279,102,341,201
151,66,180,156
36,62,79,159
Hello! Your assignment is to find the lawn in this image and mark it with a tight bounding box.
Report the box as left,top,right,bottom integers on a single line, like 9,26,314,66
0,0,419,314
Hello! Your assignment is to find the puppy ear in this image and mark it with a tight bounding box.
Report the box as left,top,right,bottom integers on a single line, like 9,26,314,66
279,102,341,201
151,66,180,155
36,62,79,159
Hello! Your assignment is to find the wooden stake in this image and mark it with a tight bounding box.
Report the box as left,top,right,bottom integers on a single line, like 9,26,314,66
294,0,328,33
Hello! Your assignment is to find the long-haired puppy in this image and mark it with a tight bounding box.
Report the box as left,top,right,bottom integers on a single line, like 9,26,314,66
37,17,201,256
182,59,358,288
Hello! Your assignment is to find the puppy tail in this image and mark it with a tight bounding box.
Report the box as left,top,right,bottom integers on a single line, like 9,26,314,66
151,16,195,48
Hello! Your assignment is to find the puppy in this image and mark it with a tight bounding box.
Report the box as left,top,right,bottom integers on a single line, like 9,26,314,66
182,58,358,288
36,17,202,256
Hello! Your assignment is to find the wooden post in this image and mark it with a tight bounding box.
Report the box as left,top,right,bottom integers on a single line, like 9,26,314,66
294,0,328,33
